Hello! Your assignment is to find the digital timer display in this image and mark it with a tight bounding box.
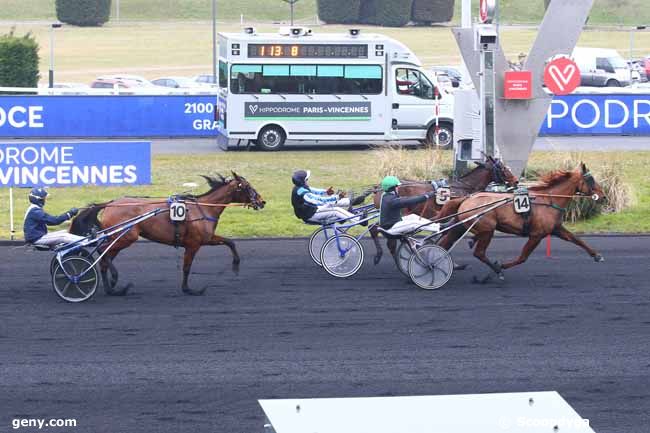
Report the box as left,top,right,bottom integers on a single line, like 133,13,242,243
247,44,368,59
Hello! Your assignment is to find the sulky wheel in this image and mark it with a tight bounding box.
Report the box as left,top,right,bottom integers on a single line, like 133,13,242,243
408,244,453,290
393,240,415,277
320,234,364,278
51,256,98,303
308,226,343,267
50,248,93,276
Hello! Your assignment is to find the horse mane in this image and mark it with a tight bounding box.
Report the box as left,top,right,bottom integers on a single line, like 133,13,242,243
528,170,575,190
196,174,231,197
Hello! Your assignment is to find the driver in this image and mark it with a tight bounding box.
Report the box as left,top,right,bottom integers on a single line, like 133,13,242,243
291,170,357,225
379,176,442,235
23,187,83,247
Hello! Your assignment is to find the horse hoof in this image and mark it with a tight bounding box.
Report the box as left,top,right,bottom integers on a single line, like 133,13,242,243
373,255,382,265
467,240,475,249
107,283,132,296
497,272,505,281
594,254,605,263
182,286,208,296
453,263,467,271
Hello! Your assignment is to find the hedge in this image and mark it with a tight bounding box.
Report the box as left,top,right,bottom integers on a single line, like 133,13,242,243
359,0,413,26
317,0,362,24
56,0,111,26
0,30,39,87
412,0,455,23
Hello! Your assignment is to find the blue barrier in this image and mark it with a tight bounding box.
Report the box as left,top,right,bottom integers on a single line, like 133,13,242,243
541,94,650,135
0,141,151,187
0,95,219,138
1,93,649,138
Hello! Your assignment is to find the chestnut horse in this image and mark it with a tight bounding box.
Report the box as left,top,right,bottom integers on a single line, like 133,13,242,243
368,156,519,263
438,164,605,283
70,173,265,295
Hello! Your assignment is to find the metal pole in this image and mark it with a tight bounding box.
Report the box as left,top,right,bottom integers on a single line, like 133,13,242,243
116,0,120,21
48,25,54,88
461,0,471,28
291,2,294,25
212,0,217,84
9,187,15,240
630,29,634,61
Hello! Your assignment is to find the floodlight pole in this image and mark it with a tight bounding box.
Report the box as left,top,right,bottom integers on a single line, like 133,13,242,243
48,23,63,89
212,0,217,84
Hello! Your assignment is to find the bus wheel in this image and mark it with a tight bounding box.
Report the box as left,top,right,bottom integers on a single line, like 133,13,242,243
257,125,286,151
426,122,453,150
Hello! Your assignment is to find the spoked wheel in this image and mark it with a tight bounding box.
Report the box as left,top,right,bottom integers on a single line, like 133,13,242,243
308,226,343,266
51,256,98,303
408,244,453,290
394,240,415,277
49,248,93,275
320,234,364,278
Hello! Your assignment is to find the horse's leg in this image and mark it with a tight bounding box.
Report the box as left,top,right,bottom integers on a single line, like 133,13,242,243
369,225,383,265
206,234,240,273
501,236,544,270
181,246,208,295
101,249,132,296
553,225,604,262
471,230,504,284
387,238,397,256
437,225,468,271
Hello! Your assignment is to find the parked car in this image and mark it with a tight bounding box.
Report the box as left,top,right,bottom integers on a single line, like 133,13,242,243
96,74,158,88
90,78,137,89
644,57,650,80
628,60,647,83
193,74,217,85
431,66,463,88
572,47,631,87
152,76,205,88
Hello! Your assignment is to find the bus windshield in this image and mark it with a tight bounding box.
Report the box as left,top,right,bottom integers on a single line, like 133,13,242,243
229,64,383,95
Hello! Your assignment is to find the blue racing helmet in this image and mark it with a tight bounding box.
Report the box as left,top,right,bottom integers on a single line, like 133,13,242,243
292,170,310,186
29,187,48,206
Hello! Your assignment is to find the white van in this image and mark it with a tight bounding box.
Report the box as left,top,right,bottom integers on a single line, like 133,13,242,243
572,47,631,87
215,28,455,150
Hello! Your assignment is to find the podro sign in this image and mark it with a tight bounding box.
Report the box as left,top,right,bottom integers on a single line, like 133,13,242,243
0,141,151,187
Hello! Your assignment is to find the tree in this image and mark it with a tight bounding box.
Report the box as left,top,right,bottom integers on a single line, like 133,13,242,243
0,29,40,87
412,0,455,24
56,0,112,27
360,0,413,26
317,0,362,24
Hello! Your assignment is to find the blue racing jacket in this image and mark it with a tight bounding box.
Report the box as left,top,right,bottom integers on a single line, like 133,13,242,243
23,204,71,243
291,186,339,220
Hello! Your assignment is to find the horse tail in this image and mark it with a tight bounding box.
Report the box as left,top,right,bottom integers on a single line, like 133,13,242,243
69,202,109,236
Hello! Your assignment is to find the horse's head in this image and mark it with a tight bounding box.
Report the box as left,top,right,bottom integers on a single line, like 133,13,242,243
577,163,605,201
483,156,518,187
229,171,266,210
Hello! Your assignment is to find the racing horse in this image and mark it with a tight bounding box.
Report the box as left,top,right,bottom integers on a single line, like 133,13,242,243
70,172,265,295
368,156,519,263
438,163,605,283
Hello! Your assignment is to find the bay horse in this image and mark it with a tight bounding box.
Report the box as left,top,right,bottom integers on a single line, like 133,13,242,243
368,156,519,263
438,163,605,283
69,172,265,295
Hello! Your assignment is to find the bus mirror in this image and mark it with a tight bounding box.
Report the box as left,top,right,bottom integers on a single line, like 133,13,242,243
244,27,256,35
349,29,361,37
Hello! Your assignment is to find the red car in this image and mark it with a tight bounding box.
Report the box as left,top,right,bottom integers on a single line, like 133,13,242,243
644,58,650,80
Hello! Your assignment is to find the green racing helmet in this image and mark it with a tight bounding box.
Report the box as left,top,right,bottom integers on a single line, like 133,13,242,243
381,175,401,192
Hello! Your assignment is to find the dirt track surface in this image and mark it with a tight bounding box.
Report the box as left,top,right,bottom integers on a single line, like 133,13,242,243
1,236,649,433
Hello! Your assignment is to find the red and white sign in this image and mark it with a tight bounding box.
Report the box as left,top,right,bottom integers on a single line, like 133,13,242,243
479,0,496,24
544,57,581,95
504,70,532,99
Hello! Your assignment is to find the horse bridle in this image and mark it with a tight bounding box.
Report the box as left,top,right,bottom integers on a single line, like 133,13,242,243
235,179,262,210
581,171,596,197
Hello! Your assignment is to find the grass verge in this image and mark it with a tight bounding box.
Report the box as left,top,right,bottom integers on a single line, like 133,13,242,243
1,149,648,240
